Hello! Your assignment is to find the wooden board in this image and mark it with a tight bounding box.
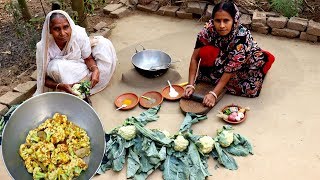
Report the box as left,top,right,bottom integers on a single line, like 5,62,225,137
179,82,226,114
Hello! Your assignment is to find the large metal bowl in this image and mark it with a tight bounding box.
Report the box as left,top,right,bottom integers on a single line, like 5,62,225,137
1,92,105,179
132,49,172,78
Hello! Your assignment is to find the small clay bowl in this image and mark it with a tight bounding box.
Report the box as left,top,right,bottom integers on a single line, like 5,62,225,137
139,91,163,109
220,104,248,124
114,93,139,110
161,84,184,101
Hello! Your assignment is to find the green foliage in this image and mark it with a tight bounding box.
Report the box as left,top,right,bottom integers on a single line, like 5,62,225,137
271,0,303,18
97,106,253,179
79,80,91,95
213,142,238,170
4,0,41,54
179,113,207,133
4,1,21,20
84,0,95,14
51,0,106,26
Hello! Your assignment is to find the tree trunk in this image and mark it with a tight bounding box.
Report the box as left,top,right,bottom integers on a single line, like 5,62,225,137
71,0,88,28
17,0,32,20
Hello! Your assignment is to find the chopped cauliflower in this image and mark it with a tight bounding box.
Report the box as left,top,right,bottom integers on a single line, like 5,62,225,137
19,113,90,180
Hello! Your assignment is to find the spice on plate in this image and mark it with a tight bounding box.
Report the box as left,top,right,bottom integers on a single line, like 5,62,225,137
122,99,132,106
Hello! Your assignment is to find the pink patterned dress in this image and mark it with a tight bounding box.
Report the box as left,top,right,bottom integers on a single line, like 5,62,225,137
195,17,272,97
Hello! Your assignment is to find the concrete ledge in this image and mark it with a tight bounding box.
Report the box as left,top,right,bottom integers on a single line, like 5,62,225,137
205,5,213,18
306,20,320,36
176,9,193,19
252,11,267,25
157,6,180,17
287,17,308,32
103,4,123,15
94,22,108,32
0,104,8,116
13,81,36,93
30,70,37,81
271,28,300,38
90,28,112,38
0,91,28,106
110,7,130,18
252,23,269,34
240,14,252,27
300,32,318,42
267,16,288,29
137,1,160,12
185,2,206,15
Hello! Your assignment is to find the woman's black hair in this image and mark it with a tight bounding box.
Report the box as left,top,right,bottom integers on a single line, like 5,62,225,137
211,1,237,20
50,13,67,22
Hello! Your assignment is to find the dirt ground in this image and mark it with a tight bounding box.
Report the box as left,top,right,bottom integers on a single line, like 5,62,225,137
2,11,320,180
89,13,320,180
1,2,320,180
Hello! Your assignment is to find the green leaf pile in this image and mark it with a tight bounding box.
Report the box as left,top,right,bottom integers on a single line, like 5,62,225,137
79,80,91,95
98,105,254,179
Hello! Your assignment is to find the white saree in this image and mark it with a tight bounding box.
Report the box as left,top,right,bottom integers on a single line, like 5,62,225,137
34,10,117,95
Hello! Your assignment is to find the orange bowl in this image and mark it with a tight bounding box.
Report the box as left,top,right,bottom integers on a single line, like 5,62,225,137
161,85,184,101
114,93,139,110
139,91,163,109
220,104,247,124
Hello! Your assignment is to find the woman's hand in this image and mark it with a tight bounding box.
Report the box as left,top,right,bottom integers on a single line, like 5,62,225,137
184,86,195,98
91,68,100,88
203,93,216,107
60,84,77,95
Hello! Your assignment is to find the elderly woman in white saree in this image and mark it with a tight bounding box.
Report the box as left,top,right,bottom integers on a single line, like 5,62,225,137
34,10,117,96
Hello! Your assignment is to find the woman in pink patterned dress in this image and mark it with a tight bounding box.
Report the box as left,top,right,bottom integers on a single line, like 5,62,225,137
184,1,275,107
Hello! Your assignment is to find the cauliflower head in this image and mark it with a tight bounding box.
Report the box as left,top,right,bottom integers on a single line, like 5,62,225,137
198,136,215,154
72,84,84,99
117,125,136,140
174,135,189,152
218,130,234,147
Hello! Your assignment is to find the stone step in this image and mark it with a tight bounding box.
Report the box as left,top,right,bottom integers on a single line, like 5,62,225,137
157,6,180,17
30,70,37,81
252,11,267,25
203,5,214,20
137,1,160,12
267,16,288,29
176,9,193,19
90,28,112,38
103,3,123,15
185,2,206,15
13,81,36,93
0,91,30,106
0,104,8,116
271,28,300,38
306,20,320,36
94,21,108,32
300,32,318,42
240,14,252,27
287,17,308,31
110,7,130,18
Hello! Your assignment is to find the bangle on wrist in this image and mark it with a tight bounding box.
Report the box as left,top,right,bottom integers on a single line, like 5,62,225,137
186,84,195,90
89,65,98,71
208,91,217,99
56,83,61,91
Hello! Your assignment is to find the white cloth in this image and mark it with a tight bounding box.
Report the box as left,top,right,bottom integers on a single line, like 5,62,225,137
34,10,117,95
